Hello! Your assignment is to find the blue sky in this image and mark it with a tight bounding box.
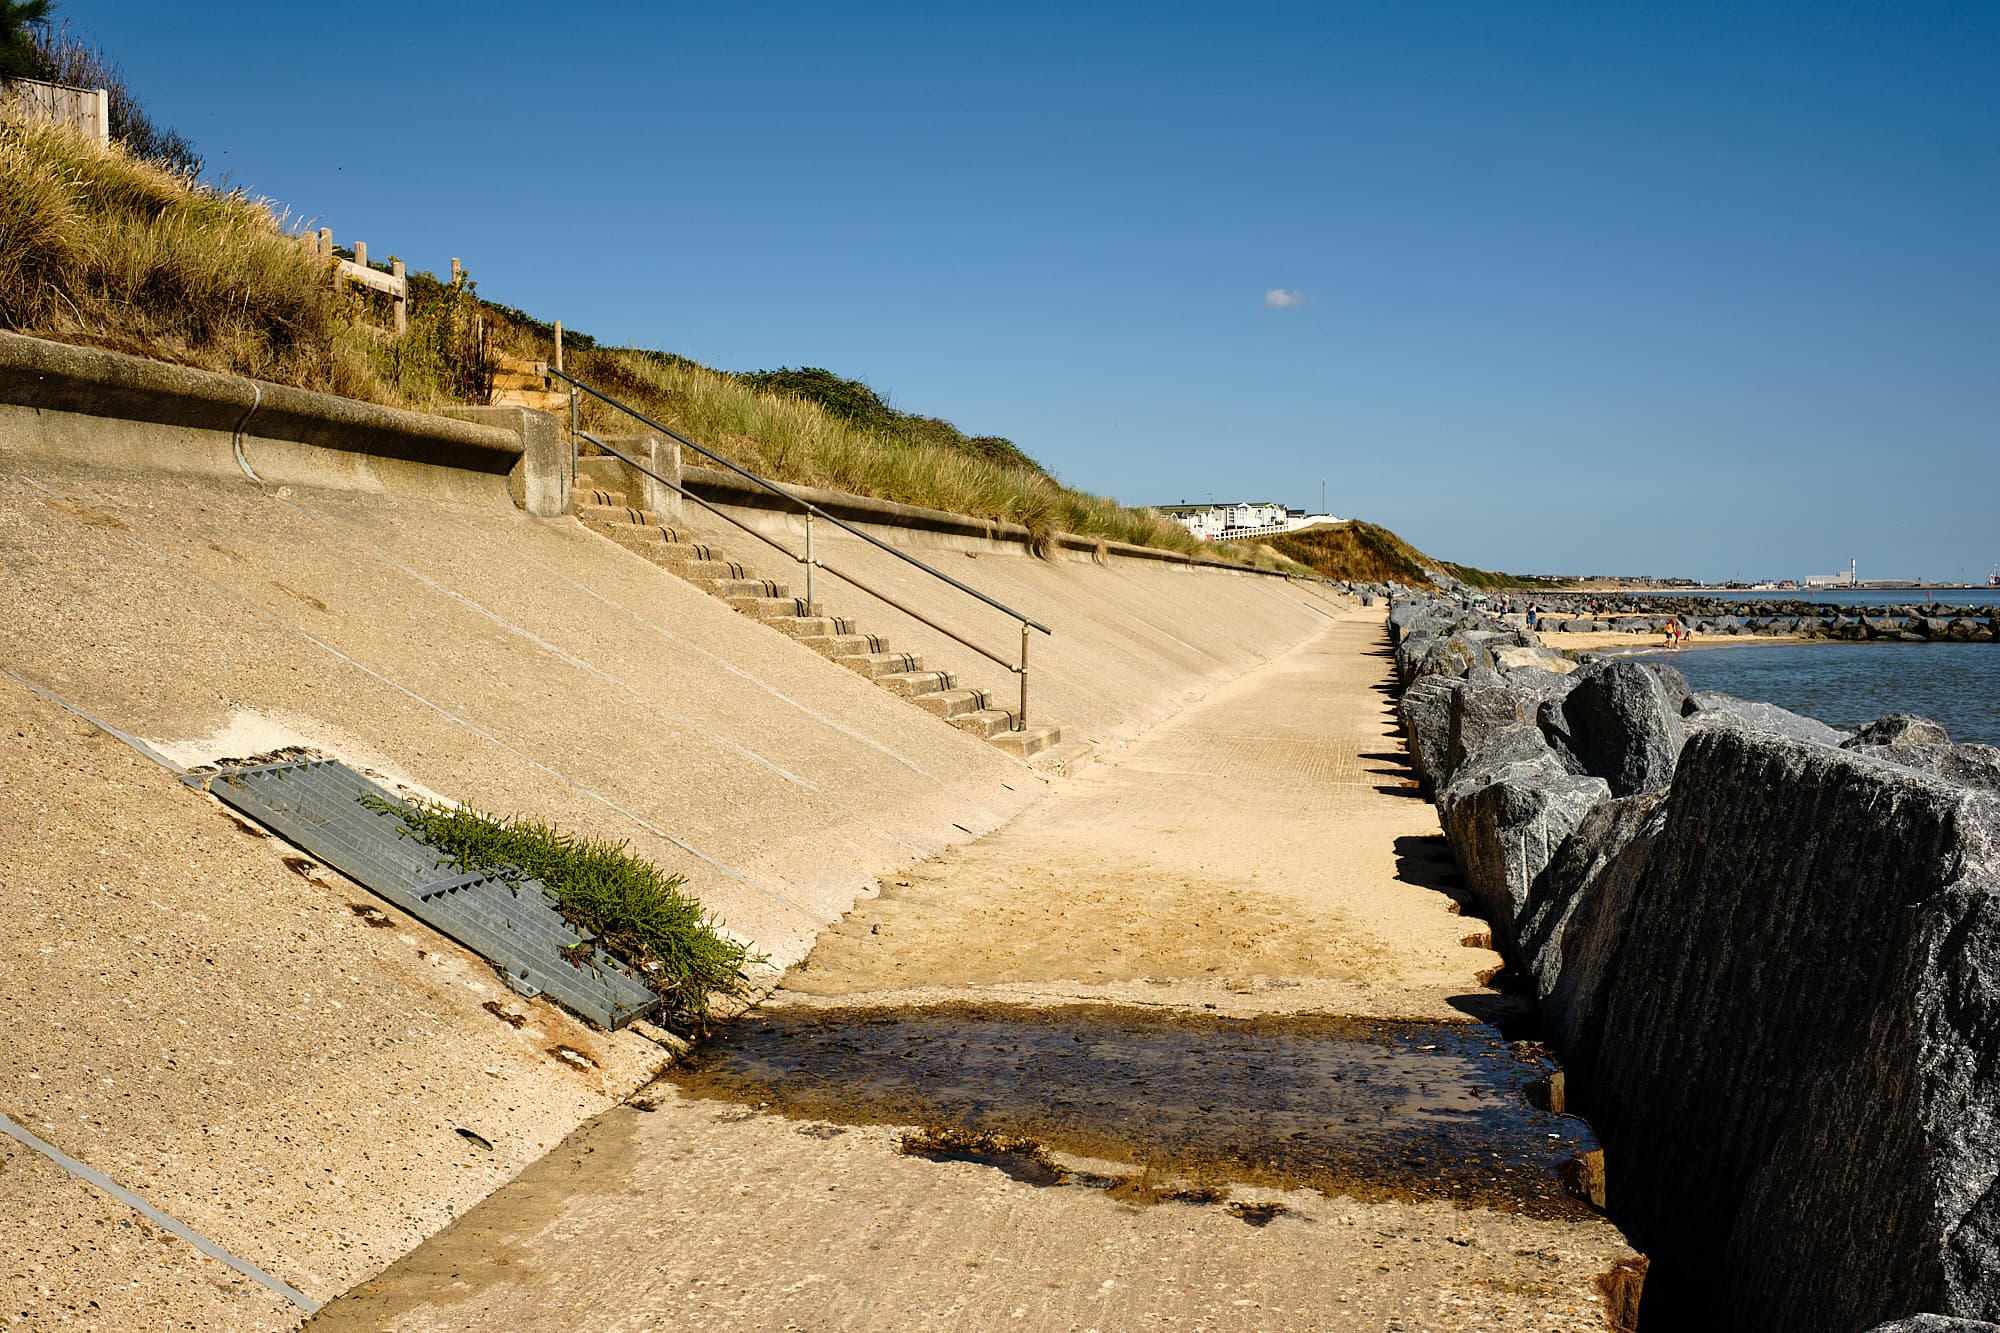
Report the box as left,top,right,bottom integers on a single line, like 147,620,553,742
63,2,2000,582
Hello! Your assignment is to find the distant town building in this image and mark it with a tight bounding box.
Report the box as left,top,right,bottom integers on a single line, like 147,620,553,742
1154,501,1341,541
1804,560,1859,588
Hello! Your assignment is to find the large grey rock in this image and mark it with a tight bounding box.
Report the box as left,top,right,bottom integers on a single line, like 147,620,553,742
1646,661,1692,718
1515,791,1668,1077
1406,631,1493,683
1438,746,1610,957
1445,682,1530,782
1847,713,1953,750
1863,1319,2000,1332
1685,691,1849,747
1398,676,1461,795
1496,662,1579,717
1843,714,2000,793
1542,660,1685,797
1576,727,2000,1329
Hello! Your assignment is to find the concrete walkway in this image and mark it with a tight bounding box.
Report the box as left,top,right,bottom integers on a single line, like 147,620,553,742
312,612,1635,1332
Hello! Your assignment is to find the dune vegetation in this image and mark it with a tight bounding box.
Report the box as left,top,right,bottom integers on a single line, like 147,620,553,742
0,118,1298,564
1231,521,1552,590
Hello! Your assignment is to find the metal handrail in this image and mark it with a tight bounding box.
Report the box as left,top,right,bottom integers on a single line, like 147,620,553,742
550,367,1051,634
578,431,1019,675
551,367,1052,730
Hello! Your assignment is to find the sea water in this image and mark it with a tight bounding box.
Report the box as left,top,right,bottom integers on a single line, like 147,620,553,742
1638,642,2000,747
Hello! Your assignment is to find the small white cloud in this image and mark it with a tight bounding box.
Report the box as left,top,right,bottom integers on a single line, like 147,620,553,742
1263,288,1310,310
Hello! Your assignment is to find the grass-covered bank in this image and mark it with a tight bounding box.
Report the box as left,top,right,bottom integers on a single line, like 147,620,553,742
0,119,1295,566
376,796,755,1034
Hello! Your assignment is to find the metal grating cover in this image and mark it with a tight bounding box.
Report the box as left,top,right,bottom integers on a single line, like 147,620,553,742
191,757,658,1030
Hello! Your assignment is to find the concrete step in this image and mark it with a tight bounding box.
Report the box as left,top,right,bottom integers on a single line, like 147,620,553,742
728,595,820,620
836,650,926,681
947,707,1021,739
795,629,880,655
599,524,715,563
913,687,990,720
702,577,789,600
771,618,857,643
991,724,1064,761
878,669,956,698
578,500,675,530
682,557,757,582
1030,737,1096,777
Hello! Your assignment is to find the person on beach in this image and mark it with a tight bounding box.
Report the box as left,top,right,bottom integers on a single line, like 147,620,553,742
1526,604,1538,631
1663,616,1680,650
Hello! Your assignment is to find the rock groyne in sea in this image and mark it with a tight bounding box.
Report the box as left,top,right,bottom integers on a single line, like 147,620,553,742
1510,592,2000,642
1384,589,2000,1332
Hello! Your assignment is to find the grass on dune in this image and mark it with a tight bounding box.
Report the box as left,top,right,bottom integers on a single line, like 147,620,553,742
0,118,1294,565
0,119,370,393
1242,521,1542,589
555,346,1241,557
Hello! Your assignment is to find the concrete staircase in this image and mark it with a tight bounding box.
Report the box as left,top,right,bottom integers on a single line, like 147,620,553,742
574,490,1068,762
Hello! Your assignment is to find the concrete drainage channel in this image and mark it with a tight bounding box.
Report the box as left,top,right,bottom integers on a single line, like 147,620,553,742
185,754,659,1030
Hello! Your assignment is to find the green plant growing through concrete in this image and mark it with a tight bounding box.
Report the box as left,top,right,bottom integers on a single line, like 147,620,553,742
373,796,756,1034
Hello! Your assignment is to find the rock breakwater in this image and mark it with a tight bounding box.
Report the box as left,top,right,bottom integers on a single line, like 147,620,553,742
1386,590,2000,1332
1516,593,2000,642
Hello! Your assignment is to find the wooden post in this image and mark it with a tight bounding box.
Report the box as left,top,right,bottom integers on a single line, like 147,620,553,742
554,320,564,373
391,259,408,335
450,257,462,287
353,240,368,270
317,228,333,262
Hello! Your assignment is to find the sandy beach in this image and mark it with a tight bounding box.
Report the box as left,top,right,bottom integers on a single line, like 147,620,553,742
1538,629,1813,654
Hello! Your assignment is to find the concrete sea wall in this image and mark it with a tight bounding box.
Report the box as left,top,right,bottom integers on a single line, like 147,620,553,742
1388,592,2000,1332
0,330,1345,1324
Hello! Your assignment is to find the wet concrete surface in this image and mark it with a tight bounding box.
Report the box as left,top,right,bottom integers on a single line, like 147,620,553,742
669,1000,1600,1220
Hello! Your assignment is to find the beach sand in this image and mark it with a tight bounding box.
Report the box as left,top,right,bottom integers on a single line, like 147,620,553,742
1539,630,1812,654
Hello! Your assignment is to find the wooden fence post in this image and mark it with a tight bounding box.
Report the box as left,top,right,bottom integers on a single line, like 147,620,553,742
391,259,407,335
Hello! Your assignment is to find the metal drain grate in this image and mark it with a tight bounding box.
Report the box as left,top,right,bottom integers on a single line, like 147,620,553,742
190,758,658,1030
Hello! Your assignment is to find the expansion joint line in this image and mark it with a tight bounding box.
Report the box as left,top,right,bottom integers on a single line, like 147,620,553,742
0,663,186,774
0,1111,320,1313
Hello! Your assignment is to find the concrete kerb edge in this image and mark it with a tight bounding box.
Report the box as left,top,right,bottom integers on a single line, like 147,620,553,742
678,464,1298,578
0,330,545,505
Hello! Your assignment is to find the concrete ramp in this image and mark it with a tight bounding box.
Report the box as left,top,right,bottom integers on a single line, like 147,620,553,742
0,378,1340,1324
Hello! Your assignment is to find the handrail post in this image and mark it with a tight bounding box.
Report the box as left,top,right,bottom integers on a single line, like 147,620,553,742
567,384,579,482
803,511,815,609
1018,621,1029,731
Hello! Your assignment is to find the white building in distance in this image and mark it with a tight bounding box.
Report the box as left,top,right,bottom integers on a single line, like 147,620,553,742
1155,501,1340,541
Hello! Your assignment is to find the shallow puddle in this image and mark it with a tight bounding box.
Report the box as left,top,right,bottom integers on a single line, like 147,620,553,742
668,1002,1598,1218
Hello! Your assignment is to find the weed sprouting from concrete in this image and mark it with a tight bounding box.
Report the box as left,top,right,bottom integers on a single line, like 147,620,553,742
370,795,755,1034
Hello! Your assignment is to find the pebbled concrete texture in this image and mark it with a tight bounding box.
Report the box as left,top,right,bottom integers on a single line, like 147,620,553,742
0,675,671,1319
311,615,1637,1331
0,434,1340,1325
